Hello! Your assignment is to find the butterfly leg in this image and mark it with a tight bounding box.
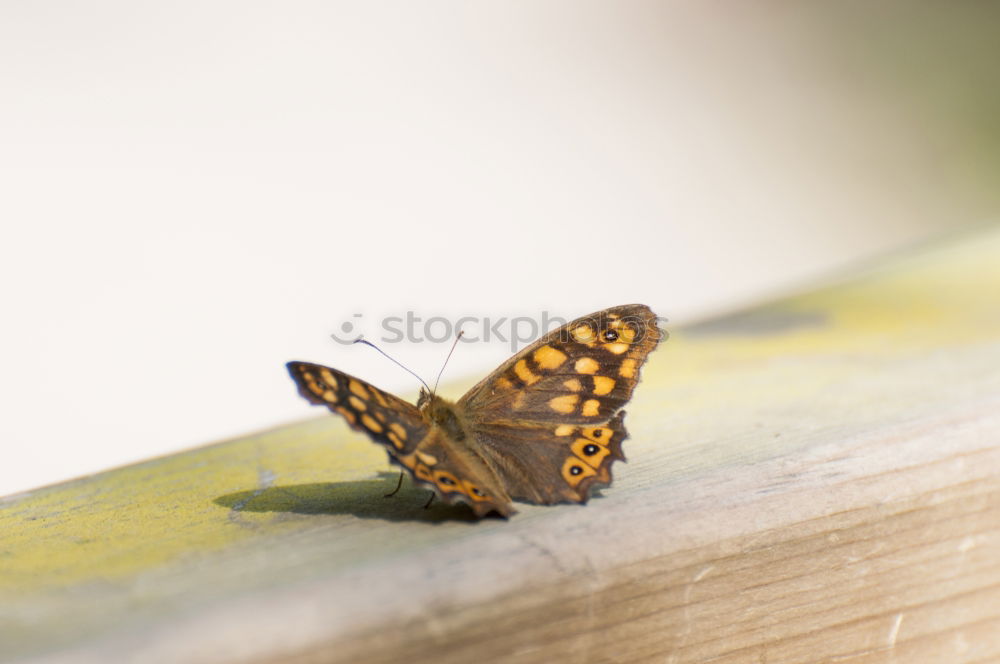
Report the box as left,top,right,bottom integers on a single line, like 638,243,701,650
384,472,405,498
423,492,435,509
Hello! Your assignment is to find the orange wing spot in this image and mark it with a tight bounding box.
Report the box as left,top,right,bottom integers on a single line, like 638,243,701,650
549,394,579,414
603,342,629,355
335,406,356,425
572,325,597,345
374,410,386,423
512,390,527,410
496,376,514,391
563,378,582,391
592,376,615,395
361,414,383,433
575,357,599,374
348,395,367,411
319,368,339,388
396,453,417,468
304,374,324,394
581,399,601,417
387,431,405,449
533,344,568,369
571,437,611,468
514,359,541,385
370,388,390,408
322,390,338,402
416,451,438,466
415,464,434,482
561,456,597,488
554,424,576,437
581,426,612,443
389,422,408,440
349,379,370,399
619,358,637,378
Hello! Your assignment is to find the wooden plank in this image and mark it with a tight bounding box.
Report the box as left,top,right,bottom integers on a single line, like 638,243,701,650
3,227,1000,663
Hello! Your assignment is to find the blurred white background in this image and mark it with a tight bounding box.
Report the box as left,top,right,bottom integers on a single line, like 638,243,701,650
2,2,999,496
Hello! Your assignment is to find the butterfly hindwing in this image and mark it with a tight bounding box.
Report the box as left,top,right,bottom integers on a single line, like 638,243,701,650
286,361,427,455
471,411,629,504
387,430,516,518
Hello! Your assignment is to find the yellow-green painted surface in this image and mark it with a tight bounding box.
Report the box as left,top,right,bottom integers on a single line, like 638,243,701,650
3,226,1000,662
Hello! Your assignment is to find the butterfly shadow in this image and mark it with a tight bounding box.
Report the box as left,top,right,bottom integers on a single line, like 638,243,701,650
213,472,485,524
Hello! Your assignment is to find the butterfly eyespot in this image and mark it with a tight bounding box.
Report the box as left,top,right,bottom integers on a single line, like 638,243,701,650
463,480,491,501
571,437,610,468
438,476,456,486
603,329,618,342
569,465,583,476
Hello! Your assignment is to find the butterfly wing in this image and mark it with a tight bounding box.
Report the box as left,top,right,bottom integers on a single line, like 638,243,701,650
390,429,517,518
287,361,516,517
458,304,662,504
286,361,428,455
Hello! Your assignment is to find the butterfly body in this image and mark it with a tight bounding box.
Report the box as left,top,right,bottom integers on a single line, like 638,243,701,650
287,304,662,518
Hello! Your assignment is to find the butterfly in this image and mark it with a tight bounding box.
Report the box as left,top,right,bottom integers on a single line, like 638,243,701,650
286,304,662,518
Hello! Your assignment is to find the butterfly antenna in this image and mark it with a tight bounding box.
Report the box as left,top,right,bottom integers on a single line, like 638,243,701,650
432,329,465,396
353,336,432,393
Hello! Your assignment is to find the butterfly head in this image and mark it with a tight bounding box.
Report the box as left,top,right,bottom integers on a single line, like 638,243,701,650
416,386,431,410
417,389,467,442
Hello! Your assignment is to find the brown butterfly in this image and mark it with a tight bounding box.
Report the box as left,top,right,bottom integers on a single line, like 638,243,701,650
286,304,662,518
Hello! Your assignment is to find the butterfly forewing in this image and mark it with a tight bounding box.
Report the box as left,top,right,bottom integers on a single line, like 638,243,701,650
471,412,630,504
286,362,427,455
460,304,661,421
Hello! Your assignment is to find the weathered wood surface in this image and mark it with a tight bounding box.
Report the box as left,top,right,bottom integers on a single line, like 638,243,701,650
3,227,1000,663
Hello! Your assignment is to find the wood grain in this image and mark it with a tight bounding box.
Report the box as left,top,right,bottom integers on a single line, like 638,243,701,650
3,228,1000,663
